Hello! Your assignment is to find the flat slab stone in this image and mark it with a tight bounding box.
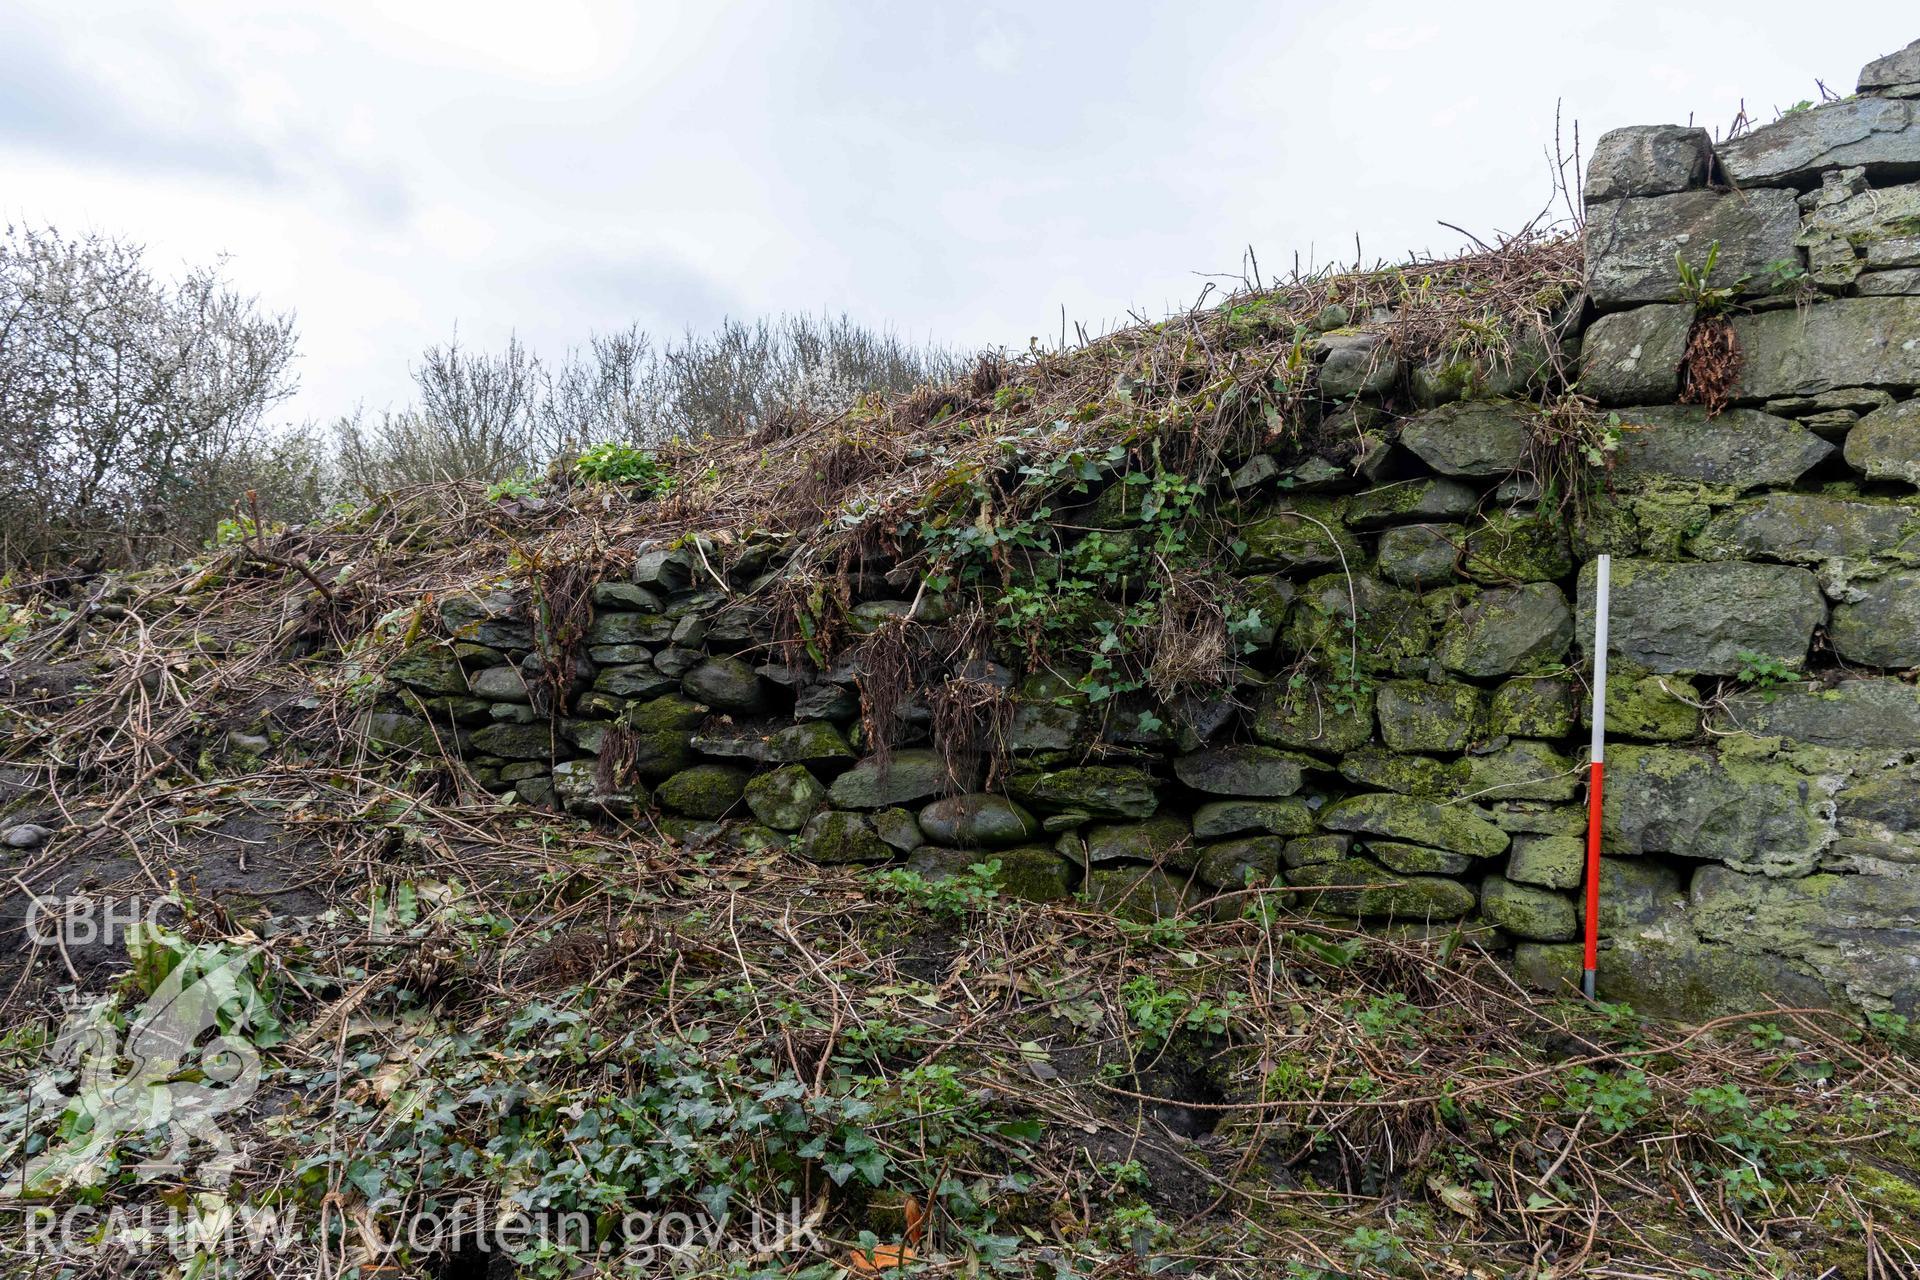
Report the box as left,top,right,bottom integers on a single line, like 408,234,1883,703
1717,678,1920,749
1716,94,1920,188
1690,492,1920,568
1585,188,1801,307
1729,299,1920,401
1612,405,1833,490
1579,305,1692,405
1433,582,1573,678
1578,559,1825,676
1846,397,1920,485
1398,402,1534,476
1859,37,1920,98
1318,792,1508,858
1584,124,1712,201
1604,744,1827,876
1830,569,1920,668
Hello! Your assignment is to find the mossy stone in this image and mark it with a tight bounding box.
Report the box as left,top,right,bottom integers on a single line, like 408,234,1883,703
1191,798,1314,839
907,845,1074,902
1338,748,1465,796
1286,574,1432,677
1461,510,1575,583
1173,745,1307,797
1282,834,1350,868
1375,680,1486,752
1010,765,1159,819
1399,401,1535,476
1376,524,1463,587
744,764,828,831
1480,874,1579,941
1344,478,1478,529
1464,740,1580,803
682,656,765,712
796,810,894,864
468,722,555,760
916,793,1040,848
368,712,434,753
1488,676,1577,738
1364,841,1474,875
1082,866,1188,922
1195,837,1283,889
586,611,674,646
591,582,663,611
1078,813,1194,867
1252,679,1375,754
1241,498,1362,572
1319,792,1508,858
1287,856,1476,919
766,721,855,763
1433,582,1573,678
595,665,678,699
1506,834,1587,890
425,696,493,725
654,764,749,819
1604,744,1825,876
389,643,469,695
828,749,957,809
628,694,710,732
1234,574,1298,649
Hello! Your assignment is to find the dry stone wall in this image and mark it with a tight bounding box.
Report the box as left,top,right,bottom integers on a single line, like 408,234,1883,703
375,39,1920,1023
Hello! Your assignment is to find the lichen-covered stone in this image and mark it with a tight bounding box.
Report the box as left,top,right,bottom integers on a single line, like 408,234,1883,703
829,750,957,809
655,764,748,819
1195,836,1283,889
1433,582,1573,678
1399,402,1534,476
680,656,765,712
468,722,556,760
1690,492,1920,568
872,807,925,852
1480,875,1579,941
1081,866,1188,921
1365,841,1473,875
1319,792,1508,858
441,589,534,650
1585,124,1712,201
586,611,674,646
690,729,771,762
1488,676,1577,738
1076,813,1194,867
793,680,860,723
1344,478,1479,529
389,643,469,695
1283,834,1349,868
1376,524,1461,587
1690,864,1920,1013
594,664,678,699
1579,559,1824,676
1286,574,1432,677
796,810,894,864
1010,765,1158,818
1375,680,1486,753
1830,570,1920,668
1718,677,1920,749
1604,744,1827,876
1584,188,1800,307
1583,663,1702,741
1287,857,1476,919
368,712,435,753
1579,305,1691,405
1337,748,1464,796
1717,94,1920,188
1241,498,1363,572
1173,745,1306,797
425,696,492,725
744,764,827,831
468,665,531,702
1612,406,1834,491
1252,679,1375,754
591,582,663,611
917,793,1040,848
1506,834,1587,890
1460,510,1574,583
1846,398,1920,486
1730,298,1920,400
589,643,655,667
1192,798,1315,839
766,721,854,763
1464,740,1580,803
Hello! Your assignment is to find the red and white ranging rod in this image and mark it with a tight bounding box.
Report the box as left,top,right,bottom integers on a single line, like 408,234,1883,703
1582,554,1611,1001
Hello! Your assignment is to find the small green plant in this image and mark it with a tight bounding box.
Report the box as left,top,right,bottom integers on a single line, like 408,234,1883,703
1734,648,1798,699
1674,240,1742,315
1343,1223,1413,1271
1354,992,1423,1042
485,473,536,502
1552,1066,1654,1134
871,859,1003,920
1757,258,1810,296
574,441,668,490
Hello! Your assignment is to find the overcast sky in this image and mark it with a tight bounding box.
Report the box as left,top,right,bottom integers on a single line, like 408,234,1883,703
3,2,1912,425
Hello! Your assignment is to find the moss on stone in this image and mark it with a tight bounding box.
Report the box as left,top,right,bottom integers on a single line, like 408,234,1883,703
655,763,749,819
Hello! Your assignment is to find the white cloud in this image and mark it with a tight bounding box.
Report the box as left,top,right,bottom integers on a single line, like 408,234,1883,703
1,0,1912,425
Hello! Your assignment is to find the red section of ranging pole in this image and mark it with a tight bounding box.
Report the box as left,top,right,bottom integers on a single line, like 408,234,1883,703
1582,554,1611,1002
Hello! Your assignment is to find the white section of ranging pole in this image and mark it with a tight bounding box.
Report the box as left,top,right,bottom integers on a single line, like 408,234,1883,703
1582,554,1610,1002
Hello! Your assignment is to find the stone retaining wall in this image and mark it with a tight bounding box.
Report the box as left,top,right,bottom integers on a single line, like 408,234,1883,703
374,39,1920,1022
